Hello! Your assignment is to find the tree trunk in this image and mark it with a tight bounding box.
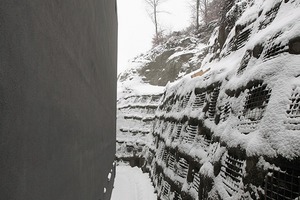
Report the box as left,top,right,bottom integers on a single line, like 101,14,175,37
204,0,208,24
154,5,158,42
196,0,200,30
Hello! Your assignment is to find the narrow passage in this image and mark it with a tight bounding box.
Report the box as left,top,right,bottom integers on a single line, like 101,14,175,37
111,165,157,200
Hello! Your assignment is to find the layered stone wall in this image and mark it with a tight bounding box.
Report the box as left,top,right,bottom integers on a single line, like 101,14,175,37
146,1,300,199
117,94,163,167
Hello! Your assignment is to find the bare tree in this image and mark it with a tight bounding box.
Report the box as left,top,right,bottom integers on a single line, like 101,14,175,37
189,0,206,30
190,0,221,30
196,0,200,29
145,0,168,46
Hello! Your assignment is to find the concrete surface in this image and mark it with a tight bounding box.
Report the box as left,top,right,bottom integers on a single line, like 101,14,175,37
0,1,117,200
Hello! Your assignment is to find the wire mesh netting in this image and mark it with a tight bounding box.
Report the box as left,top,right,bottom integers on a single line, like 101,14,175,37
167,153,176,171
238,82,272,133
237,50,252,75
177,157,189,179
192,171,201,193
220,102,231,122
183,124,198,144
220,153,245,197
285,86,300,130
264,165,300,200
259,2,281,30
192,91,206,110
236,29,252,50
208,87,220,119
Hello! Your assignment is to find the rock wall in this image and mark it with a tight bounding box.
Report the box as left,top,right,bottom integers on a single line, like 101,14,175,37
146,0,300,199
117,93,163,167
0,1,117,200
117,0,300,199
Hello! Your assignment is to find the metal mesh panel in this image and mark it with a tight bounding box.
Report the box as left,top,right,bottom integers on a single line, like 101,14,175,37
238,83,271,133
192,92,206,110
167,153,176,171
173,124,183,142
265,165,300,200
182,92,192,109
192,172,201,193
261,31,287,61
220,102,231,122
263,42,288,61
183,124,198,144
163,150,169,164
174,190,182,200
220,153,245,197
161,180,171,199
168,123,176,139
237,50,252,75
177,158,189,179
259,2,281,30
285,86,300,130
224,37,236,57
208,87,220,119
244,83,271,118
236,29,252,50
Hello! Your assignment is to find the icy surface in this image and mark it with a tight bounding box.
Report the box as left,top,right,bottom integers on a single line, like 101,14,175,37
111,165,157,200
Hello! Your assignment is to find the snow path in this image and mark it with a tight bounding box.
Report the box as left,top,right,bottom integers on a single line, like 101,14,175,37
110,166,157,200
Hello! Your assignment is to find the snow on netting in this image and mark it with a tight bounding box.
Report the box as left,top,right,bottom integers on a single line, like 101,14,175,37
237,50,252,76
285,86,300,130
182,121,198,144
167,152,176,171
220,152,245,197
191,171,201,193
208,86,220,119
173,190,182,200
236,28,252,50
161,179,171,199
259,2,281,30
196,126,212,151
173,123,183,142
193,88,206,110
177,157,189,179
263,32,289,61
220,101,231,122
237,82,272,134
264,165,300,200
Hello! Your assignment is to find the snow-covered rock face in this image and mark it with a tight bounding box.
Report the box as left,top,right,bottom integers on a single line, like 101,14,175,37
117,0,300,199
116,93,162,161
118,34,210,86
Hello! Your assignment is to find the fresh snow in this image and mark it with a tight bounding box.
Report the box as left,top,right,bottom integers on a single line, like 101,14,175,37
111,165,157,200
116,0,300,199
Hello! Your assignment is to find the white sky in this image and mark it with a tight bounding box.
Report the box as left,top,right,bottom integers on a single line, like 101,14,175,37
117,0,191,74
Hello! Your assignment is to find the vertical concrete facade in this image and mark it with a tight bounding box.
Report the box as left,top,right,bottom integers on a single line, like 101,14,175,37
0,1,117,200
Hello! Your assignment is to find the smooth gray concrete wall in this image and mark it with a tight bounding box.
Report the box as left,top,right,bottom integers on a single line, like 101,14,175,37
0,1,117,200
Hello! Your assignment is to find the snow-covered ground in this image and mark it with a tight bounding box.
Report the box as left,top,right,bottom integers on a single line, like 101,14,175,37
111,165,157,200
